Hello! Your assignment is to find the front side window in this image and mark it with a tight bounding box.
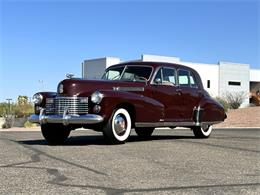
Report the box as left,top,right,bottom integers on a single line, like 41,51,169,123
153,67,176,86
162,68,176,85
178,69,190,87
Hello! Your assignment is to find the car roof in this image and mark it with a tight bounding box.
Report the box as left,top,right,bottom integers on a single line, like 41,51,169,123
110,61,197,72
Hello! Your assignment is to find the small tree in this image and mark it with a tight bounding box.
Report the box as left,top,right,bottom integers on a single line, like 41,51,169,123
14,96,34,118
0,103,9,117
224,91,247,109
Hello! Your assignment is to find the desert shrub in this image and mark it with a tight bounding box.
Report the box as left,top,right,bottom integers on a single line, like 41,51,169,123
2,115,14,129
215,97,229,112
24,120,37,128
224,91,247,109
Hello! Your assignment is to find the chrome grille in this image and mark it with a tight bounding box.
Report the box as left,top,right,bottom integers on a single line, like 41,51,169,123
46,97,88,115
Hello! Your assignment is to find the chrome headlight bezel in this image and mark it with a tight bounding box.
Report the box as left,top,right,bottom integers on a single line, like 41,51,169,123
32,93,43,105
58,83,64,94
91,91,104,104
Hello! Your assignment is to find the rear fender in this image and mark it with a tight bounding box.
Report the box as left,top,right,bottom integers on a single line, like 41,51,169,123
199,97,226,122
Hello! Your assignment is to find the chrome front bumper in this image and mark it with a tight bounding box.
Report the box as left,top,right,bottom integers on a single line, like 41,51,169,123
28,109,103,126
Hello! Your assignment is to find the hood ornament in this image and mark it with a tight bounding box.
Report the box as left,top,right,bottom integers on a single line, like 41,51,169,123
66,73,74,79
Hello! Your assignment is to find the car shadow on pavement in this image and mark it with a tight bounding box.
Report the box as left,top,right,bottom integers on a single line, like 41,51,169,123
19,135,196,146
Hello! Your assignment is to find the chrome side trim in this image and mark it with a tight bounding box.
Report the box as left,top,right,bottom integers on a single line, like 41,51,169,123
113,87,145,92
135,121,223,128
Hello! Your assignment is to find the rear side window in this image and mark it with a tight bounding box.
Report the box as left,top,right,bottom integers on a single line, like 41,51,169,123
178,69,190,87
189,72,198,88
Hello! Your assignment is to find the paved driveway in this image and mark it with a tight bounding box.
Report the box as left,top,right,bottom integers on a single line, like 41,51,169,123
0,128,259,194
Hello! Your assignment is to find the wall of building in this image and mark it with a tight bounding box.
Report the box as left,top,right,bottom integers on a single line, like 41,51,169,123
250,69,260,82
219,62,250,107
83,57,120,79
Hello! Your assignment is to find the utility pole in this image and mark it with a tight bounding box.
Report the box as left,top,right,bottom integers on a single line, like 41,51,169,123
38,80,44,91
6,98,12,115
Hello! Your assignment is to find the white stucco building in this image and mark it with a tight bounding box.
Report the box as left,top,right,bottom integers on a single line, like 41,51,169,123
82,54,260,107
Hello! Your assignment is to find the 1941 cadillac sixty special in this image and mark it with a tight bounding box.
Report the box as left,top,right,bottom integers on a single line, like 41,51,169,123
29,61,226,144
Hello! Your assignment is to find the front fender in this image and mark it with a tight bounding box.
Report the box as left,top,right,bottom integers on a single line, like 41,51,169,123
98,90,164,123
34,92,57,114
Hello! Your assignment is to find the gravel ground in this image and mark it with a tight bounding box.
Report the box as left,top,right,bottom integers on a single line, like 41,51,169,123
214,106,260,128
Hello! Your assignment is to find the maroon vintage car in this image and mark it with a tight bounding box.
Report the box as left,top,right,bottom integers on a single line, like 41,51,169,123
29,61,226,144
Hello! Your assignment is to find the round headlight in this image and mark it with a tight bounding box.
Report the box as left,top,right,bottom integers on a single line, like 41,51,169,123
58,83,64,94
91,91,103,104
32,93,43,105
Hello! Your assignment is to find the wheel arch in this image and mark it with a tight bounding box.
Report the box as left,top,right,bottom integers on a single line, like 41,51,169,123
114,102,136,128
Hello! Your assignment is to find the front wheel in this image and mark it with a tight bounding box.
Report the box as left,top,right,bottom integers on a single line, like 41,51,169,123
192,124,212,138
41,124,71,145
103,108,132,144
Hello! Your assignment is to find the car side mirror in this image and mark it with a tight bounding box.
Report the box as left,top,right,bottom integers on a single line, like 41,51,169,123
154,78,162,84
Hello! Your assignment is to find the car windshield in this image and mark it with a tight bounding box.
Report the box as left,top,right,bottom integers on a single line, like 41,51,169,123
102,65,152,82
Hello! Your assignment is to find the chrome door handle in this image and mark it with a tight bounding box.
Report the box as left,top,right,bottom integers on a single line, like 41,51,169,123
176,88,182,95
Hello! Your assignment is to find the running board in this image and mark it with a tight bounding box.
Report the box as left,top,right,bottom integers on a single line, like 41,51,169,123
135,121,222,128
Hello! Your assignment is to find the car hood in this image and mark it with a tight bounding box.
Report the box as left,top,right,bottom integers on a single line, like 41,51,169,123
58,79,146,97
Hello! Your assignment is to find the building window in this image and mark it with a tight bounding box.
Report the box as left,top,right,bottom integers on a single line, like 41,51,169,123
228,81,241,86
207,80,210,88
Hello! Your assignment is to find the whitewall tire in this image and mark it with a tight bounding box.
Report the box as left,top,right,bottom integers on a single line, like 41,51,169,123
192,124,212,138
103,108,132,144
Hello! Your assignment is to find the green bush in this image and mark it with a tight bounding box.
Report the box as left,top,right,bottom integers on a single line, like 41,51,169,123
215,97,229,112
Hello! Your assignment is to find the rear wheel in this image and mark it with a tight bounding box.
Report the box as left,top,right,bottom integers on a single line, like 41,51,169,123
103,108,132,144
41,124,71,145
192,124,212,138
135,127,154,138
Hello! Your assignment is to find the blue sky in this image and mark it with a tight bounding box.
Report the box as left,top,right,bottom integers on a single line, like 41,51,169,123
0,0,259,102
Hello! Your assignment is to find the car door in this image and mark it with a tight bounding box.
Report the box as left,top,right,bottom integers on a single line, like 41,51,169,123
177,69,201,121
148,67,183,122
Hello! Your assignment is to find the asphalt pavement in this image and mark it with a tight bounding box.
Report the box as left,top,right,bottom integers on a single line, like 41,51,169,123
0,128,259,194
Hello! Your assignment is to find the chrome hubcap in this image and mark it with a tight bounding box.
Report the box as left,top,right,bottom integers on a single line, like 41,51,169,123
113,114,127,136
201,124,210,132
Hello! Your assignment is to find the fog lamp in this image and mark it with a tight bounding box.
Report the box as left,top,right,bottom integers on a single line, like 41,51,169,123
93,105,101,113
